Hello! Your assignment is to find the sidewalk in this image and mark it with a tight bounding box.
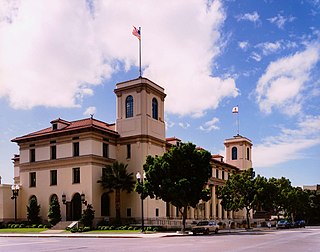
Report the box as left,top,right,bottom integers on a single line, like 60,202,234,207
0,227,275,238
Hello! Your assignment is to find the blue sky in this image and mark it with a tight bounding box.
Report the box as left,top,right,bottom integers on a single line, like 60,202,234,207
0,0,319,186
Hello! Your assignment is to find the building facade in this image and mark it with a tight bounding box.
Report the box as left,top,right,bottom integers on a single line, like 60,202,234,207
8,77,252,225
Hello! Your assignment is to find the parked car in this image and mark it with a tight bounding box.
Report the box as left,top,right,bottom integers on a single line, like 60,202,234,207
192,220,219,235
295,220,306,228
276,220,291,229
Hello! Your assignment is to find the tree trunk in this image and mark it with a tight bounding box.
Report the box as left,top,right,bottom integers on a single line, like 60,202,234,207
246,208,251,229
181,207,187,232
115,189,121,223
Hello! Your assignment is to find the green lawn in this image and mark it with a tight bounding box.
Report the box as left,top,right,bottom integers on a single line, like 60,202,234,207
0,228,48,233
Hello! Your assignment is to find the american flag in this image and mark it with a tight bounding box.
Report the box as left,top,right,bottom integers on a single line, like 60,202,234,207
132,26,140,40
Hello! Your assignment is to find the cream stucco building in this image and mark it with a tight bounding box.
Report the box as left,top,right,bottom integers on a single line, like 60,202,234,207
4,77,253,226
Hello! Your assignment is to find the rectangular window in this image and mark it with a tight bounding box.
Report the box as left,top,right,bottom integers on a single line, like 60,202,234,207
30,149,35,162
73,142,79,157
103,143,109,158
216,169,219,179
50,170,57,186
222,169,225,180
30,172,36,187
51,145,56,160
156,208,159,217
126,144,131,159
73,167,80,184
126,208,132,217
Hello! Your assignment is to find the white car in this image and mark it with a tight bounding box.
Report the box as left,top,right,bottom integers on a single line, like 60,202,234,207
192,220,219,235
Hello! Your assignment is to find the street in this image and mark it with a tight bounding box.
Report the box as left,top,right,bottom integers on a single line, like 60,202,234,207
0,227,319,252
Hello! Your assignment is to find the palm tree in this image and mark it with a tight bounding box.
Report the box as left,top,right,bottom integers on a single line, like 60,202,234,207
98,161,135,223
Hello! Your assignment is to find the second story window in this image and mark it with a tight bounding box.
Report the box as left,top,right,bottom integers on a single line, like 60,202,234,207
73,142,79,157
30,172,36,187
30,148,35,162
232,147,237,160
73,167,80,184
126,144,131,159
247,147,250,160
126,95,133,118
152,98,158,120
103,143,109,158
50,170,57,186
51,145,56,160
216,169,219,179
222,169,225,180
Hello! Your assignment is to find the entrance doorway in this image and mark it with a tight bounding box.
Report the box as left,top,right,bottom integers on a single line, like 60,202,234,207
66,193,82,221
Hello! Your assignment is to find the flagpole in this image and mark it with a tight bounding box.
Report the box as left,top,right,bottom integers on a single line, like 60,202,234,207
139,27,142,77
237,105,240,135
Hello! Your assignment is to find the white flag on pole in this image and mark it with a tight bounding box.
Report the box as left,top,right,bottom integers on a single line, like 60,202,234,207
232,106,238,113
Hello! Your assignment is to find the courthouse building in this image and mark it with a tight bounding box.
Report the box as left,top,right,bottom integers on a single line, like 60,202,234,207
7,77,252,225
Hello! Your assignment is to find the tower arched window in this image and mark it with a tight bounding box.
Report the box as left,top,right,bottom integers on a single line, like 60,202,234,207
247,147,250,160
125,95,133,118
152,98,158,120
232,147,237,160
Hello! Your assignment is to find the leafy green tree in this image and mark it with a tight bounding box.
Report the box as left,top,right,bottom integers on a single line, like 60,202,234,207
98,161,135,223
137,142,212,232
306,190,320,224
48,197,62,226
254,175,276,213
217,168,258,229
81,204,95,228
268,177,292,218
286,186,310,222
27,197,41,224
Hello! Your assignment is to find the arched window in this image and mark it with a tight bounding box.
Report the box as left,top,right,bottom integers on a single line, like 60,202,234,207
101,193,110,216
232,147,237,160
152,98,158,120
247,147,250,160
125,95,133,118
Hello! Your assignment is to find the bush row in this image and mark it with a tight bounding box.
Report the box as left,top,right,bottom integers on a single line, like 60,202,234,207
96,225,160,232
5,223,50,229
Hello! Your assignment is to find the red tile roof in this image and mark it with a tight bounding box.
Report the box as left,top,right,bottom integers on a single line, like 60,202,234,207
12,118,118,142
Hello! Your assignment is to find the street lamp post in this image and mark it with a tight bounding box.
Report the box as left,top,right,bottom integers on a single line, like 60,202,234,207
11,184,20,222
136,172,145,232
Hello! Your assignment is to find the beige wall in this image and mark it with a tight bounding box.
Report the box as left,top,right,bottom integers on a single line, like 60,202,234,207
0,185,15,221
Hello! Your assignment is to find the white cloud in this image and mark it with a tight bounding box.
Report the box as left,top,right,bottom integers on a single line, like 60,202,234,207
0,0,238,117
250,52,262,62
238,41,249,50
254,116,320,168
257,41,282,55
236,11,260,23
199,117,220,132
255,43,320,115
178,122,190,129
268,14,295,29
83,106,96,117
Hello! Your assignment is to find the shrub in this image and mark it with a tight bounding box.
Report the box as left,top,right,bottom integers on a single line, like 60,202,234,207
27,197,41,224
38,224,43,228
48,197,62,226
81,204,95,228
14,224,20,228
128,226,133,230
83,226,91,232
19,224,25,228
32,224,38,228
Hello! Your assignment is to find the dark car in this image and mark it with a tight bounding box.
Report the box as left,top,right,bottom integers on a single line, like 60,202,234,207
192,220,219,235
276,220,291,229
295,220,305,228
